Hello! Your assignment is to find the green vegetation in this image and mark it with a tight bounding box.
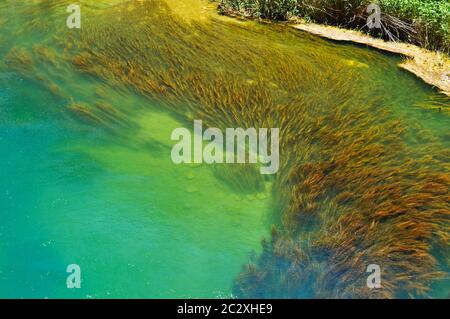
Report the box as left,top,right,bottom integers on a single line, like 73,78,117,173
218,0,450,53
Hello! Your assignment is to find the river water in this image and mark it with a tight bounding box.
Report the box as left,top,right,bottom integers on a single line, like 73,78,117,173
0,0,448,298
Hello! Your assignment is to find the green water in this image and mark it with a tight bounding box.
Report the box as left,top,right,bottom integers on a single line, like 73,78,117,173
0,0,274,298
0,0,448,298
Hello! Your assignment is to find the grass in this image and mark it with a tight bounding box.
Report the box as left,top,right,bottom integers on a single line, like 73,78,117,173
217,0,450,53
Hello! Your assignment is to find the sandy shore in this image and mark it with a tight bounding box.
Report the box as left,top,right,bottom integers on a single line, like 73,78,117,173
292,23,450,97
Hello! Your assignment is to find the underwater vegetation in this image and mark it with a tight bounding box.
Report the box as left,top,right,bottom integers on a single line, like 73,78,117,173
1,0,449,298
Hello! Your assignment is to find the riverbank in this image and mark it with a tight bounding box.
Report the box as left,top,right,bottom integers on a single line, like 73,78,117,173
293,22,450,98
216,0,450,98
217,0,450,53
218,11,450,98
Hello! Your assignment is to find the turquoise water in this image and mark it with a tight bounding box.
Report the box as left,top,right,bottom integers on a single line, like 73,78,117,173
0,0,448,298
0,70,273,298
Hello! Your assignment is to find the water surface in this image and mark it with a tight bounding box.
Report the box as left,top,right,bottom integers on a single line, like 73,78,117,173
0,0,448,298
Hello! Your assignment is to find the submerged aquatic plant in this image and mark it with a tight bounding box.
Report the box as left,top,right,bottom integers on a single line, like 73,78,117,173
2,0,449,298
